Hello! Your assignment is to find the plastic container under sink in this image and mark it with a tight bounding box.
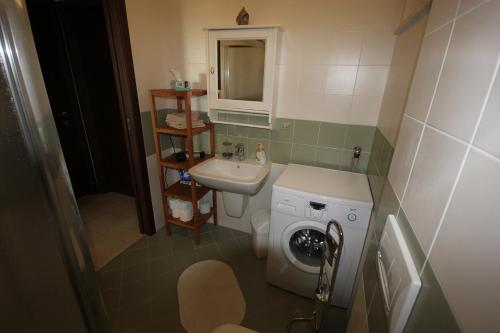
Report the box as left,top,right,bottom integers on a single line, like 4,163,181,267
250,209,270,258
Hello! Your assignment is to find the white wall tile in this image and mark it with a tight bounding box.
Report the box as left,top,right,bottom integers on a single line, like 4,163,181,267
388,115,424,200
401,127,467,254
429,149,500,332
426,0,459,33
277,64,300,97
474,73,500,159
325,66,358,95
276,90,299,118
127,0,402,125
278,30,302,65
184,63,208,89
324,94,353,123
360,32,396,66
301,31,334,65
183,37,206,64
406,23,453,121
428,0,500,141
458,0,490,15
354,66,389,97
296,92,327,121
299,65,328,93
349,96,382,126
329,31,363,65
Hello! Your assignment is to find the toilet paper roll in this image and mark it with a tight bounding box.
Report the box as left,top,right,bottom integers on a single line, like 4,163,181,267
200,202,211,214
179,209,193,222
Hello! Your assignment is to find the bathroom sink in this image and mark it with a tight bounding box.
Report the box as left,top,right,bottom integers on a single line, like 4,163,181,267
189,156,271,195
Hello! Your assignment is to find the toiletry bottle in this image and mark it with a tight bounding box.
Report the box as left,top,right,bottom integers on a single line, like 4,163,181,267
256,143,267,165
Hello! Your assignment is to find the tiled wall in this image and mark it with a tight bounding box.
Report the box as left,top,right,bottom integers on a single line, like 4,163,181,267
125,0,404,126
140,110,376,173
387,1,500,330
350,0,500,332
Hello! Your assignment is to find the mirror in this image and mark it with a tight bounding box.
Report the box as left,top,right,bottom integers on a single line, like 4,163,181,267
217,39,265,102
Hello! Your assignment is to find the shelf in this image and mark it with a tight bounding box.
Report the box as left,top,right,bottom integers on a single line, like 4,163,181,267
160,152,214,170
149,87,216,244
166,208,214,229
155,123,211,136
150,89,207,99
163,181,211,201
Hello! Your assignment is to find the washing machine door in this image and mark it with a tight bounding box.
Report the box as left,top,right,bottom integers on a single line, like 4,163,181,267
282,220,340,274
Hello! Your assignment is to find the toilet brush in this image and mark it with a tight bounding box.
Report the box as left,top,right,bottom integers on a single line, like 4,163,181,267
288,220,344,333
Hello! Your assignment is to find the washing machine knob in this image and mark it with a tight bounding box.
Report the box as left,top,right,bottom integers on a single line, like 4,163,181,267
347,213,357,222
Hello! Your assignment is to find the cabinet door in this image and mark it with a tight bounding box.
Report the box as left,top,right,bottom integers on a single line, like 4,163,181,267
208,28,277,112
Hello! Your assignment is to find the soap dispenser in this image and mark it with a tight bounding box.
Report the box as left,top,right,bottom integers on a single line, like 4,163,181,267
256,143,267,165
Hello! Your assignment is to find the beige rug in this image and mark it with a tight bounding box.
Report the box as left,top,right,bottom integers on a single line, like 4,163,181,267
212,324,257,333
178,260,246,333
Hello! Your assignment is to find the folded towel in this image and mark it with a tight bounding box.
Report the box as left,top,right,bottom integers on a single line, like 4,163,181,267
167,119,205,129
166,112,200,122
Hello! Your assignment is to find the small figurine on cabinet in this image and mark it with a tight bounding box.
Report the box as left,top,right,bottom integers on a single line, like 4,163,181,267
236,7,249,25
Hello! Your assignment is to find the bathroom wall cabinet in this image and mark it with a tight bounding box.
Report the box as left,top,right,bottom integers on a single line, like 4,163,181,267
149,89,217,244
206,25,280,129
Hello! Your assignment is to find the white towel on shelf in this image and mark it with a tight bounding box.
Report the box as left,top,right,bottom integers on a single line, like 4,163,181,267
166,112,200,122
167,119,205,129
165,112,204,129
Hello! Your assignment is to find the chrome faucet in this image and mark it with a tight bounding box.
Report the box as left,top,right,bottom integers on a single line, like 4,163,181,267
235,143,245,161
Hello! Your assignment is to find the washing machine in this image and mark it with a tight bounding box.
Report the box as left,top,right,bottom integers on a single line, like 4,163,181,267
266,164,373,308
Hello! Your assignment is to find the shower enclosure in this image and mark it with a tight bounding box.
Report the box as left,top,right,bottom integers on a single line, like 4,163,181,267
0,1,108,331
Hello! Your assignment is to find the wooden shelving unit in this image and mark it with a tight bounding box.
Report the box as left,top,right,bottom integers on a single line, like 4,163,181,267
149,89,217,244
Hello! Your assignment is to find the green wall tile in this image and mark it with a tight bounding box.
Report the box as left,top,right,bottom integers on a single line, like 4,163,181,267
362,227,379,308
367,284,388,332
404,263,461,333
340,151,370,173
378,138,394,177
318,122,347,148
314,147,342,169
248,114,270,126
271,118,294,142
396,208,426,272
227,113,249,123
345,125,376,153
248,139,270,161
293,120,320,145
216,134,230,154
214,123,227,135
141,111,376,175
291,144,316,165
198,131,211,153
373,182,400,238
227,125,248,137
269,142,291,164
226,136,248,158
247,127,271,140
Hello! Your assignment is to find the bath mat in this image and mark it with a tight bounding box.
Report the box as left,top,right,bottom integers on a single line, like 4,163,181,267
212,324,257,333
178,260,246,333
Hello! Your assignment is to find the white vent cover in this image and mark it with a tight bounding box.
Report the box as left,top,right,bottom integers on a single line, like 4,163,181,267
377,214,421,333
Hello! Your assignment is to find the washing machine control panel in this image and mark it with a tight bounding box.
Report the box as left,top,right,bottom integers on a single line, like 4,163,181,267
305,201,328,221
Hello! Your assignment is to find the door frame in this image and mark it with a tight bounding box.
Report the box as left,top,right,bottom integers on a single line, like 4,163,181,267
101,0,155,235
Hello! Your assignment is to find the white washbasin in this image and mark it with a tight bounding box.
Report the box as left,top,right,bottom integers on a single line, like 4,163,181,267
189,156,271,195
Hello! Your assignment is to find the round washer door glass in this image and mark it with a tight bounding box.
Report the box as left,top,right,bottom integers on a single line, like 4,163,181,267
282,220,338,274
289,229,325,267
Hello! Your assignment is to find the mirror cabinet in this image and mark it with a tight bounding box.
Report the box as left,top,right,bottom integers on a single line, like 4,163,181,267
206,25,280,129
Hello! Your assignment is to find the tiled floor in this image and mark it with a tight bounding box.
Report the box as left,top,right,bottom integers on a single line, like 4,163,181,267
98,224,347,333
79,192,142,269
